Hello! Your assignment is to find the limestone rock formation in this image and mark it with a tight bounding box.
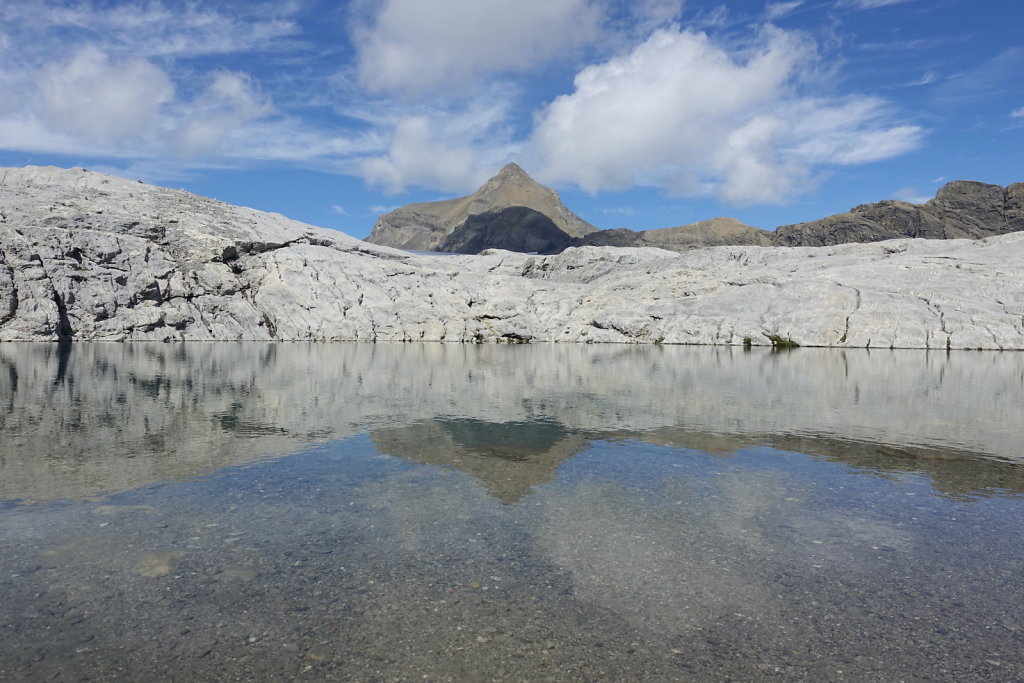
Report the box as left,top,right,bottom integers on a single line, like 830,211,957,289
580,217,772,250
2,165,1024,349
773,180,1024,247
365,162,597,252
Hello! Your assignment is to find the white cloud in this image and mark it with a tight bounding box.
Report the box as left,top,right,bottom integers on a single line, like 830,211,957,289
1012,107,1024,118
352,0,603,97
0,1,300,61
355,87,520,193
624,0,685,35
37,45,174,143
331,204,349,216
528,27,924,205
932,47,1024,109
359,116,503,194
893,186,931,204
765,1,805,20
782,97,924,164
843,0,912,8
906,70,939,87
174,72,272,159
0,42,380,174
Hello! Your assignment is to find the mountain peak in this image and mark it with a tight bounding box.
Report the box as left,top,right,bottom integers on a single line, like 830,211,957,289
496,162,527,177
366,162,597,250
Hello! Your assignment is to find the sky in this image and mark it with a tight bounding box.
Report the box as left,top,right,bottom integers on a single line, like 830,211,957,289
0,1,1021,239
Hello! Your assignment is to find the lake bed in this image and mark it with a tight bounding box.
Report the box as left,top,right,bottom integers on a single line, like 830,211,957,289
1,344,1022,680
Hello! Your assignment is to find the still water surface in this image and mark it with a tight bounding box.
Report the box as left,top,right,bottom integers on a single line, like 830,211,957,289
1,343,1023,680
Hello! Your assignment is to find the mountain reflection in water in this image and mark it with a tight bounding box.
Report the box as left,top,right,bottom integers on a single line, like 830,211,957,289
1,342,1021,502
2,343,1023,681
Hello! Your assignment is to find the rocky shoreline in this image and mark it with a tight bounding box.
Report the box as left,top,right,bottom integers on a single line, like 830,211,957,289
2,166,1023,348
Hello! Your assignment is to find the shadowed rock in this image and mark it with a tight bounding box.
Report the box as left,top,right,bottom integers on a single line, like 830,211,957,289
580,217,772,250
440,207,576,255
366,163,597,252
772,180,1024,246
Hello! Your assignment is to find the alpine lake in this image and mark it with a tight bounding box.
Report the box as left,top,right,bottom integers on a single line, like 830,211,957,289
1,343,1022,681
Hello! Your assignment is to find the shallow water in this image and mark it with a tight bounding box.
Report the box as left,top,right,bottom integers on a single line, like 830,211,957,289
1,343,1022,681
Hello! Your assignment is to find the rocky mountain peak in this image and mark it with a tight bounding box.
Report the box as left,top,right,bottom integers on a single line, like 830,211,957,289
476,162,548,198
366,163,598,252
496,162,526,177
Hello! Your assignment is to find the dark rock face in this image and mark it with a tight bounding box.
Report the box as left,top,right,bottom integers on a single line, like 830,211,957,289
772,181,1024,247
578,228,645,248
369,168,1022,256
579,218,772,251
439,207,576,255
366,163,597,252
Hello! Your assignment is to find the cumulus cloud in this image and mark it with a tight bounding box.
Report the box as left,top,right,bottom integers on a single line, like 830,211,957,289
37,45,174,143
174,72,272,159
352,0,603,97
528,27,924,204
359,115,504,194
355,87,521,193
0,1,342,172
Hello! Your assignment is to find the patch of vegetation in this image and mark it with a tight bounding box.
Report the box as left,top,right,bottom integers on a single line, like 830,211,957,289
742,337,753,347
654,335,665,344
764,334,800,348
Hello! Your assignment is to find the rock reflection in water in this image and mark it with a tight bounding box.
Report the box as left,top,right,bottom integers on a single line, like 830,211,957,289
2,343,1024,680
1,342,1023,502
372,418,589,503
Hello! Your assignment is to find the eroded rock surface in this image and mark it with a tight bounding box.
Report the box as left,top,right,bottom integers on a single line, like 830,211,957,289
2,166,1024,348
773,180,1024,246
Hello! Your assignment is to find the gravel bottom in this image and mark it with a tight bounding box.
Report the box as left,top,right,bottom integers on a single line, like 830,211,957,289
1,436,1023,682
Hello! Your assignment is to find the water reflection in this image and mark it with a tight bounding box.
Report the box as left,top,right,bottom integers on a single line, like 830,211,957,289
372,419,588,503
1,343,1022,502
2,344,1023,680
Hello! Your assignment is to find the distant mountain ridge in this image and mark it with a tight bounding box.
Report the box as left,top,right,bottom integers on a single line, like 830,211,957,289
366,164,1024,255
773,180,1024,246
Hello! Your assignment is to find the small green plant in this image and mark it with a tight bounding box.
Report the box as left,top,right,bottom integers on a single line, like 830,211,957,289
742,336,753,347
765,334,800,348
654,335,665,344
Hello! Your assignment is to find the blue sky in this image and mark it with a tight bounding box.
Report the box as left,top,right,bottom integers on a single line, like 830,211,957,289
0,1,1021,239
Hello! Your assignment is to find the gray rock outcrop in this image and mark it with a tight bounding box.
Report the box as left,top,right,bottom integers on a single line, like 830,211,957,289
580,216,773,250
366,162,597,252
2,165,1024,349
773,180,1024,246
439,206,575,255
369,163,1023,256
